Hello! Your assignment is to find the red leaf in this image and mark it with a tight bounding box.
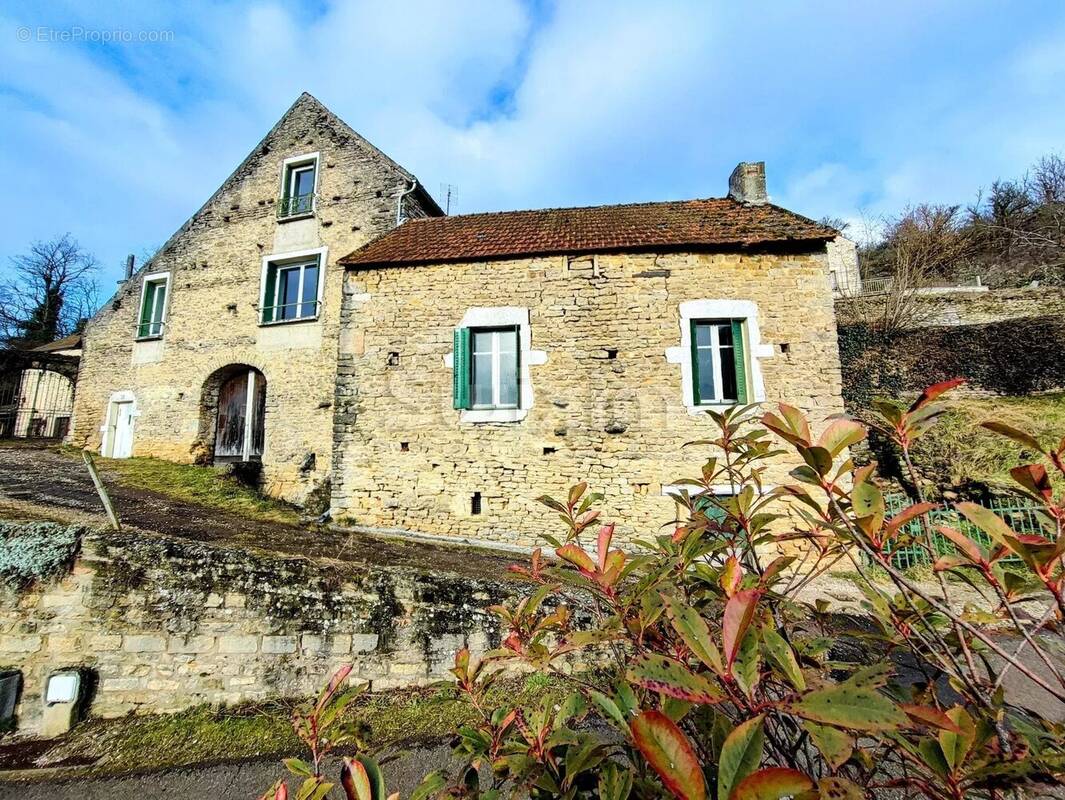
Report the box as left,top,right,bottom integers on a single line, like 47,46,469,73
556,543,596,573
1010,464,1053,501
631,710,706,800
597,524,615,571
908,379,964,412
723,589,761,669
341,757,371,800
900,704,963,733
935,526,986,565
731,767,813,800
884,502,937,541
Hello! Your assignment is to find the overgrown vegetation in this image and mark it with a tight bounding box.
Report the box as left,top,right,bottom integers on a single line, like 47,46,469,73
254,382,1064,800
0,522,81,589
26,676,570,776
94,453,300,525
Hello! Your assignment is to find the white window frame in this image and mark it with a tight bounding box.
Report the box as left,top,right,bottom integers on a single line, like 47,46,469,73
665,300,773,414
136,271,171,340
470,328,520,410
445,307,548,424
259,246,328,326
278,151,320,219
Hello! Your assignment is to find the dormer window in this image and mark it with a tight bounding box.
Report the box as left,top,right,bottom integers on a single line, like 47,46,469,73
278,153,318,219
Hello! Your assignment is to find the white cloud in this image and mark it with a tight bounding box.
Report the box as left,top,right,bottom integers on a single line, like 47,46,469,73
2,0,1065,279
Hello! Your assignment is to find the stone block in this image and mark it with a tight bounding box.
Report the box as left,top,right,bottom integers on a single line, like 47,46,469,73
218,635,259,654
123,635,166,652
262,635,297,654
351,633,379,653
0,635,43,653
89,634,123,652
168,635,215,654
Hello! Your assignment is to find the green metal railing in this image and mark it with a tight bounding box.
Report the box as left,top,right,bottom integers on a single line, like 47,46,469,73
876,493,1045,569
277,192,314,218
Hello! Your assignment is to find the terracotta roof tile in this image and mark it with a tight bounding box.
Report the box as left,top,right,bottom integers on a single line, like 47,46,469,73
340,197,836,267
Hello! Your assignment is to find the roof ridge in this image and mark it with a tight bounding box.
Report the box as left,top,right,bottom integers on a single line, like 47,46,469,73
403,195,735,224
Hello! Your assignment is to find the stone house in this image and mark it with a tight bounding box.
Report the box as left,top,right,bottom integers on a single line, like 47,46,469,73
70,93,442,504
73,93,853,543
331,166,850,546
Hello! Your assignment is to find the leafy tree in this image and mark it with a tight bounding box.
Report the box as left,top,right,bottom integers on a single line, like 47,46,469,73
0,234,99,348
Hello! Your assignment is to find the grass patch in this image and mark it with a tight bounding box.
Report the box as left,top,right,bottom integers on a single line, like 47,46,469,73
909,393,1065,491
36,675,574,776
94,454,300,525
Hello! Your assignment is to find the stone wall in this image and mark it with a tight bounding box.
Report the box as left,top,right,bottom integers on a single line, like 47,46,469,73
0,524,512,734
332,247,844,548
70,94,437,504
836,285,1065,329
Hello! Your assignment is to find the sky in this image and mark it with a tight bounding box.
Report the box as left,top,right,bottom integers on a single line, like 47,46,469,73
3,0,1065,287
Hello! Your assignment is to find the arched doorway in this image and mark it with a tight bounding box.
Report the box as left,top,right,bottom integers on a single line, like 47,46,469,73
202,365,266,463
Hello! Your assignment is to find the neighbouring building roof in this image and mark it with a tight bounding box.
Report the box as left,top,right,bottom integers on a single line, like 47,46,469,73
339,197,838,267
31,333,82,353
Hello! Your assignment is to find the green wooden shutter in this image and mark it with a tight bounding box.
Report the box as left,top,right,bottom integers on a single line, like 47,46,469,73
138,283,156,338
689,319,702,406
262,266,277,323
453,327,471,410
731,319,748,404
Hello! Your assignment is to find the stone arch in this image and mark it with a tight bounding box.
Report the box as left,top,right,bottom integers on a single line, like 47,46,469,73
193,363,268,465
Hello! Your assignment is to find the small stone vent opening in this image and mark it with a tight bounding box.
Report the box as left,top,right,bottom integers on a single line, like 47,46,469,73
400,442,409,452
387,352,400,367
470,492,482,515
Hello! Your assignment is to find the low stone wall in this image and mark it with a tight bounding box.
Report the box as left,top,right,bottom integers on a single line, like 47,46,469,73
836,285,1065,329
0,523,515,734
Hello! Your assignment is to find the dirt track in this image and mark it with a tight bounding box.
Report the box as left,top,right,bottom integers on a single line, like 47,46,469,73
0,444,516,581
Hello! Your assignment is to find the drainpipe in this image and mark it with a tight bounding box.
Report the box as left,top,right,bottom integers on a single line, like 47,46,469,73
396,179,418,226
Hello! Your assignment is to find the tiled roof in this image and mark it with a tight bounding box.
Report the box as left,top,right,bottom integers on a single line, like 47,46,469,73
31,333,82,353
340,197,837,267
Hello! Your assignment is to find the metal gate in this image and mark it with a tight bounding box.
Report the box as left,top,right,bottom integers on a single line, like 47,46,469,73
0,350,79,440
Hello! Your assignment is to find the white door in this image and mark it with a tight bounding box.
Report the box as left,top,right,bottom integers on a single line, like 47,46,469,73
111,401,135,458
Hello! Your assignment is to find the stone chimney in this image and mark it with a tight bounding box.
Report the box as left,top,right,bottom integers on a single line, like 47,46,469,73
728,162,767,205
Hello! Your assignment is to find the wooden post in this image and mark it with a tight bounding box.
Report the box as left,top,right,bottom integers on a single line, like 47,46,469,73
82,451,121,531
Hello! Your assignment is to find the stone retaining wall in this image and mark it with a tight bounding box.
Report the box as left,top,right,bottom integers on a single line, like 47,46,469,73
0,524,514,734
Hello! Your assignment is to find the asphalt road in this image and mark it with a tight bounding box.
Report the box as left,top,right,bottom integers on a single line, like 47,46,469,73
2,745,453,800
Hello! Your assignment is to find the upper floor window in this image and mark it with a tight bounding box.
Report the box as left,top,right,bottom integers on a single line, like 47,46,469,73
278,153,318,219
690,319,747,405
136,272,170,339
457,327,520,410
261,255,321,324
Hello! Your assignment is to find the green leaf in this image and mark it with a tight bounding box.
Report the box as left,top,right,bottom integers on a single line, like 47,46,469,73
284,757,315,777
410,771,446,800
851,481,884,525
341,759,370,800
731,767,813,800
801,446,835,477
938,706,976,773
717,715,765,800
626,653,725,704
761,628,805,691
816,776,864,800
732,628,761,699
598,762,633,800
630,710,706,800
980,421,1046,454
297,777,333,800
590,689,629,732
801,721,853,770
664,595,725,675
790,683,908,732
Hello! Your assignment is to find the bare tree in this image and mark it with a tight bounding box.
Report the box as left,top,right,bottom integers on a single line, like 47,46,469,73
845,205,974,331
969,154,1065,285
0,234,100,348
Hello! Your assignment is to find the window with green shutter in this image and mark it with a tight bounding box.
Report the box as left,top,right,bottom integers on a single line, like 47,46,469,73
690,319,747,405
260,256,321,324
136,275,169,339
453,326,520,411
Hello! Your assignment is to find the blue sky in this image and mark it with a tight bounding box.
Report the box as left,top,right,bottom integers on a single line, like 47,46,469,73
4,0,1065,286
